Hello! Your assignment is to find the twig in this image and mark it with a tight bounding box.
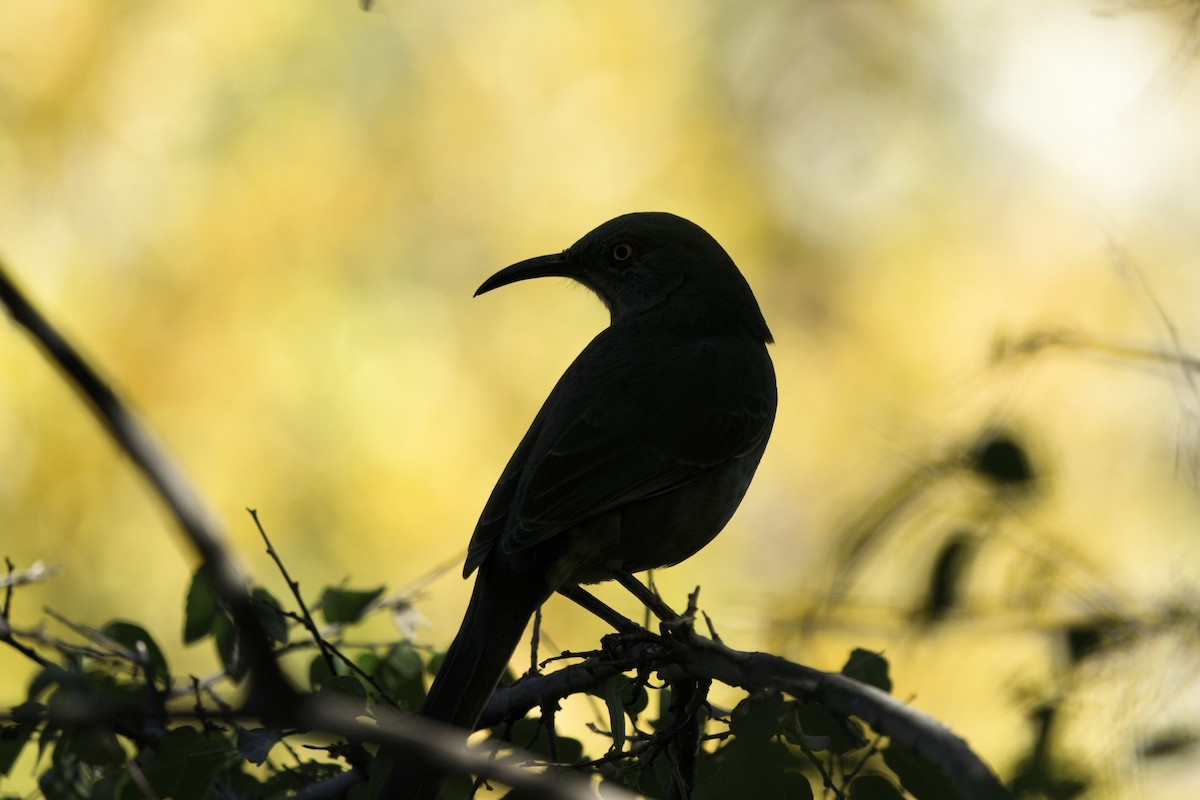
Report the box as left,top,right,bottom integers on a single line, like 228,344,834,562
248,509,338,679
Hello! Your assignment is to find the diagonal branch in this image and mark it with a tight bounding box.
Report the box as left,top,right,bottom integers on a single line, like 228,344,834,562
0,264,293,711
480,626,1010,800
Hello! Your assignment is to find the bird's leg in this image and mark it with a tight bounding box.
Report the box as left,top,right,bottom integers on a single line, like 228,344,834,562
612,569,679,622
558,585,641,632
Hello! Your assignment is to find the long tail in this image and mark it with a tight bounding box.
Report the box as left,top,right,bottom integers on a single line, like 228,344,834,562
379,563,549,799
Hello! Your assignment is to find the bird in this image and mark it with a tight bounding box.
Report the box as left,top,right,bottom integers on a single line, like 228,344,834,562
379,211,777,798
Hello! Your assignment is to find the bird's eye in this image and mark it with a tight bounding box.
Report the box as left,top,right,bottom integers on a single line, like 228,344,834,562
612,243,634,262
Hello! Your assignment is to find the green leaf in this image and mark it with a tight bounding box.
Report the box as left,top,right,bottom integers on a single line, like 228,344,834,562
137,727,233,800
12,700,46,725
384,640,423,679
883,740,960,800
101,621,170,678
251,587,290,644
54,726,124,771
842,648,892,693
318,675,368,700
694,739,813,799
920,532,977,624
603,677,627,753
309,653,337,689
0,723,36,776
729,691,784,744
27,666,74,702
212,612,247,682
318,586,384,625
236,726,281,766
788,701,867,755
373,642,427,709
183,567,220,645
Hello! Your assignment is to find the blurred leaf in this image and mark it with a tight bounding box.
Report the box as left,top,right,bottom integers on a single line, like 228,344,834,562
27,666,75,702
1138,728,1199,760
729,691,784,744
372,642,427,708
372,642,429,705
100,621,169,678
1063,623,1113,665
318,586,384,625
787,701,865,754
384,640,424,679
0,723,36,776
968,430,1035,492
842,648,892,693
920,532,977,624
212,612,247,682
251,587,290,644
603,677,627,752
318,675,367,700
694,739,811,799
309,652,333,688
183,567,220,645
236,726,281,766
882,741,959,800
137,727,232,800
11,701,45,724
54,727,124,771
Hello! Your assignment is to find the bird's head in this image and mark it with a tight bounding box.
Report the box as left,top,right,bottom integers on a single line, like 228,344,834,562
475,212,772,343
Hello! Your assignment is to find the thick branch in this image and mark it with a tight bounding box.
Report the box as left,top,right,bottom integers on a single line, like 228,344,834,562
481,627,1010,800
0,265,292,711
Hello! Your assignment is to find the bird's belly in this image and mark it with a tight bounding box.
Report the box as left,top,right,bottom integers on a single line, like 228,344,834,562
560,458,759,586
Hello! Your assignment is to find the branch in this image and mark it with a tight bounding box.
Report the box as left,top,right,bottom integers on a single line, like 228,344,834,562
0,264,291,711
480,626,1010,800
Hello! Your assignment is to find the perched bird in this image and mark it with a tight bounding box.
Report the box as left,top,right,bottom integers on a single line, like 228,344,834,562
382,211,777,797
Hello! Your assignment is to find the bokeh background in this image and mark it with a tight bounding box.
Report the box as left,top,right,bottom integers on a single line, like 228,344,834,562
3,0,1200,796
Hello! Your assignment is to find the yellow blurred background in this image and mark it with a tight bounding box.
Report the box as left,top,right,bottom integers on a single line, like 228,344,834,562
3,0,1200,797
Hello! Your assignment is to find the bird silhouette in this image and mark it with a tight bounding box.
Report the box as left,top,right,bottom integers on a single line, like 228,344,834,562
381,212,777,798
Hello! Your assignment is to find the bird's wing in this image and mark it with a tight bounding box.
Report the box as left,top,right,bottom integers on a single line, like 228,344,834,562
465,334,774,570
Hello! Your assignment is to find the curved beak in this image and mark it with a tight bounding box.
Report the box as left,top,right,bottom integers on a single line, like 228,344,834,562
474,251,573,297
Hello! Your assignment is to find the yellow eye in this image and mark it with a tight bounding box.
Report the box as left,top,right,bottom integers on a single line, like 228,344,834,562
612,243,634,262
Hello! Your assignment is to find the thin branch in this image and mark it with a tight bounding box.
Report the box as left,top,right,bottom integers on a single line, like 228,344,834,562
248,509,339,679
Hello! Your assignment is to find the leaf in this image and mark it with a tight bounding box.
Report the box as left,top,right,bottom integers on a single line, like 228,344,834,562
236,726,282,766
920,532,977,624
383,640,423,679
212,612,247,682
729,691,784,744
373,642,427,709
137,727,232,800
1138,728,1200,760
788,701,866,755
318,586,385,625
318,675,368,700
882,740,960,800
0,723,36,776
183,567,220,644
968,430,1036,493
603,677,627,753
27,666,74,702
100,621,170,678
308,652,332,687
251,587,290,644
53,726,124,771
694,739,812,799
842,648,892,693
